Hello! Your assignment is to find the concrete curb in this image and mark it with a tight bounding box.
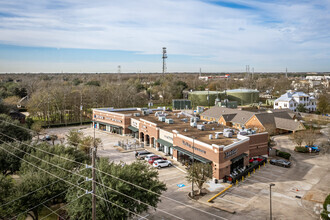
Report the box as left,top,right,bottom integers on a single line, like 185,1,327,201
187,192,236,214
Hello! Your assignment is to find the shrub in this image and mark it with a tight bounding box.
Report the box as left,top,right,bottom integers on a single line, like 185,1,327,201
295,146,309,153
321,194,330,220
277,151,291,159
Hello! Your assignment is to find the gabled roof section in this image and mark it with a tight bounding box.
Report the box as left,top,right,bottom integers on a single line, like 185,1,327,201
274,117,305,131
230,111,255,125
221,114,237,122
200,106,239,121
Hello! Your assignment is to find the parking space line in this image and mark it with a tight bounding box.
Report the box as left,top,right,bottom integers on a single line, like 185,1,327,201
245,178,268,185
257,170,282,178
160,176,183,181
216,197,246,207
173,165,187,173
252,174,274,182
230,187,257,195
222,192,249,200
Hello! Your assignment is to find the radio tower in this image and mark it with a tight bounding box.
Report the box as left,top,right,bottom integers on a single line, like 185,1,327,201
285,67,288,78
118,65,121,74
162,47,167,74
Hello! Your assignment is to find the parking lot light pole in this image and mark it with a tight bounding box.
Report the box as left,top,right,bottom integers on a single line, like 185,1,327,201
270,183,275,220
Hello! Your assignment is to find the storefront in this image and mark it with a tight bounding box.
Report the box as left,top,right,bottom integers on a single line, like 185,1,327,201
158,129,174,156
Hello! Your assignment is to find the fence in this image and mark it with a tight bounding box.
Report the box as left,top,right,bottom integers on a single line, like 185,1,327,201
224,157,267,184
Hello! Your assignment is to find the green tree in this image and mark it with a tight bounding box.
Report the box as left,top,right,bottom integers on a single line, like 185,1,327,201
66,158,167,220
0,142,30,176
321,194,330,220
296,103,307,113
0,114,32,142
0,174,14,217
186,162,212,195
318,94,330,114
31,121,43,141
66,130,84,148
79,136,102,154
2,143,89,220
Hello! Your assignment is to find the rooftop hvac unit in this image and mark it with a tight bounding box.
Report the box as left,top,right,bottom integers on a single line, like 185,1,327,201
165,118,173,124
142,110,149,116
184,128,188,132
215,133,219,139
134,113,140,117
197,124,205,131
211,127,215,131
209,134,213,139
223,131,233,138
203,122,207,124
181,118,188,123
190,122,197,127
158,117,166,122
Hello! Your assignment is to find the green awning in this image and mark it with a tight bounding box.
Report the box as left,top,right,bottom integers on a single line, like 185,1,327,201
173,146,212,164
157,139,173,147
128,126,139,132
231,153,248,163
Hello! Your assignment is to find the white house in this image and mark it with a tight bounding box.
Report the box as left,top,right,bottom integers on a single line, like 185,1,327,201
274,91,316,112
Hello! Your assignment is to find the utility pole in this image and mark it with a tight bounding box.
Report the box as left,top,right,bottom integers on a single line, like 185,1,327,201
191,137,195,198
269,183,275,220
92,120,97,220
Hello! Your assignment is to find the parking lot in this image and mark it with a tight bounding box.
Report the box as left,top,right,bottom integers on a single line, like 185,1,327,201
45,126,330,220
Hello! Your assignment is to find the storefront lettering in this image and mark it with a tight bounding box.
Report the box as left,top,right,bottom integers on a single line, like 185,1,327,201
182,140,206,154
224,149,238,159
164,135,173,141
94,114,122,123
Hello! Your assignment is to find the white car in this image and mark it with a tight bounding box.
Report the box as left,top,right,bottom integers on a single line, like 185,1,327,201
153,160,172,168
144,154,157,161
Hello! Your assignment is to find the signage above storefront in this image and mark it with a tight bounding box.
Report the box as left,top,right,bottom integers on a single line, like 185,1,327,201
182,140,206,154
224,148,238,159
94,114,122,123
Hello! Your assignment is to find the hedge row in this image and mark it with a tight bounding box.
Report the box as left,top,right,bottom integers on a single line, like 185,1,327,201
41,121,92,128
277,151,291,159
321,194,330,220
294,146,309,153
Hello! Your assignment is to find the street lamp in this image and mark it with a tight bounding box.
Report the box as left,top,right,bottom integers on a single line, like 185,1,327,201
269,183,275,220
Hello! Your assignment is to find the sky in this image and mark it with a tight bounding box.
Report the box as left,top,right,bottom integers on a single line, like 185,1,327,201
0,0,329,73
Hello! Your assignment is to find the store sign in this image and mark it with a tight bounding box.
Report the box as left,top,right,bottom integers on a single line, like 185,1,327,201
182,140,206,154
131,119,139,128
224,149,238,159
94,114,122,123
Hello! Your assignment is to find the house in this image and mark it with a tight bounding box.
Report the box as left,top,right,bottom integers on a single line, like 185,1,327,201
201,106,305,135
273,91,316,112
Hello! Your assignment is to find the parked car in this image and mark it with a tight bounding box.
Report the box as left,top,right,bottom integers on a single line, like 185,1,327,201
153,160,172,168
42,135,51,141
144,154,157,161
305,145,320,152
148,156,167,165
270,159,291,168
136,151,151,160
249,157,263,163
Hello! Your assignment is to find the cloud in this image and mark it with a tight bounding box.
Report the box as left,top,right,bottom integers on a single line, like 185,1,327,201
0,0,329,72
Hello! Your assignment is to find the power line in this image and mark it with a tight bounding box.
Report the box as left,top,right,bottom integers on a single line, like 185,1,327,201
0,120,227,219
0,130,86,166
0,136,183,220
42,204,65,220
0,179,61,209
0,145,147,220
40,194,86,220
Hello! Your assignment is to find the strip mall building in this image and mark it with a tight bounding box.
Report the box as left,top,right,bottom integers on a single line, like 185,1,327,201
93,107,268,180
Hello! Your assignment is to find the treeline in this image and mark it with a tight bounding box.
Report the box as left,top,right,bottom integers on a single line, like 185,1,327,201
2,72,328,125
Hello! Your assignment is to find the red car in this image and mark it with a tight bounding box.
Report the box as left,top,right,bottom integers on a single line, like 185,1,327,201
148,156,167,165
249,158,263,163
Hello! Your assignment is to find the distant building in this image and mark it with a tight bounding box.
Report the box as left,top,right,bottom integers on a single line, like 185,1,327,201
274,91,316,112
200,106,305,134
